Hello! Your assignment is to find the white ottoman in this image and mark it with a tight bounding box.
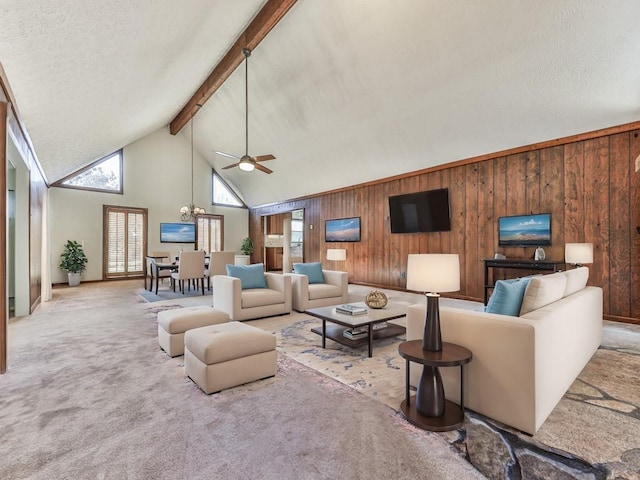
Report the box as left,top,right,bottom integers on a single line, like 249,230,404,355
157,306,229,357
185,322,277,394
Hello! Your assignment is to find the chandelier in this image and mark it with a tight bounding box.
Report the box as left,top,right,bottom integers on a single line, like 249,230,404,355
180,118,206,221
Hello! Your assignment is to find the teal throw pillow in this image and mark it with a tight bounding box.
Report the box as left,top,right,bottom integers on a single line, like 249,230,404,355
485,277,532,316
293,262,325,284
226,263,268,290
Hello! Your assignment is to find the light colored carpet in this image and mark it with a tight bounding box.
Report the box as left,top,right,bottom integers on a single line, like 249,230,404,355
1,281,484,480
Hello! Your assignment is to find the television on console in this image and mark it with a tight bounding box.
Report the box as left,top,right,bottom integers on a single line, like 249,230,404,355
498,213,551,247
388,188,451,233
160,222,196,243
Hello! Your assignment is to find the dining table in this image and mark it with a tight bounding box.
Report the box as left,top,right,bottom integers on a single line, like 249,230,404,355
146,254,211,294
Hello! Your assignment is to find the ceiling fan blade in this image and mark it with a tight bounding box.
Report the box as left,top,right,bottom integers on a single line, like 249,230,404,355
253,154,276,162
222,162,240,169
214,151,241,160
255,163,273,174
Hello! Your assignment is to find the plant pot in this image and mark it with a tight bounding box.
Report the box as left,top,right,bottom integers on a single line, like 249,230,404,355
68,272,81,287
234,255,250,266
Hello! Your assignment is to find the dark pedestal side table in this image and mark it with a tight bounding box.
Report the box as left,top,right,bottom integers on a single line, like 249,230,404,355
398,340,472,431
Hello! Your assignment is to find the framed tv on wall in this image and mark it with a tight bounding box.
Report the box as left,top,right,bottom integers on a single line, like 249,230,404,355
160,222,196,243
498,213,551,246
325,217,361,242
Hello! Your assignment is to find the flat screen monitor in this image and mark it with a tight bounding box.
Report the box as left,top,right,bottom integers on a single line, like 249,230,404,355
498,213,551,246
388,188,451,233
160,222,196,243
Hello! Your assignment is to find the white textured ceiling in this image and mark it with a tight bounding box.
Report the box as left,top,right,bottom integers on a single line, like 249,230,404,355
2,1,640,207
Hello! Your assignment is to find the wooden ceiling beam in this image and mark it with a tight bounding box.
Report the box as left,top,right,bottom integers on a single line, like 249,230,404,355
169,0,297,135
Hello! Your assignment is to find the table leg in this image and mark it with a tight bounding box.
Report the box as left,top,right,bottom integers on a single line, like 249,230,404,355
460,364,465,412
368,324,373,357
322,319,326,349
405,359,410,406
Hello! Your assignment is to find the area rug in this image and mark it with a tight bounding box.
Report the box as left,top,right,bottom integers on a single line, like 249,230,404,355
0,282,483,480
266,315,640,478
136,286,211,303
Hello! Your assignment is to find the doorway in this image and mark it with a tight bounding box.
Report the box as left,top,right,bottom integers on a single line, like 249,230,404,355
262,208,304,272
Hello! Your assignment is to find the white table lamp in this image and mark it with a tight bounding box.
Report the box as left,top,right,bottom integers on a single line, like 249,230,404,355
565,243,593,267
327,248,346,270
326,248,346,261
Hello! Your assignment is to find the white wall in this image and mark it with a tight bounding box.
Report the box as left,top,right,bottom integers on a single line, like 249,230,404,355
50,126,248,284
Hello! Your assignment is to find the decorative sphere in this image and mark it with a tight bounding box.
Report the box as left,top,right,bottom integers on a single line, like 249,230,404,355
365,290,388,309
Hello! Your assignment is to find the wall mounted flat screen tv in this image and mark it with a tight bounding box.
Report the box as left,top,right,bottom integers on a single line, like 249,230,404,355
388,188,451,233
498,213,551,246
160,222,196,243
325,217,361,242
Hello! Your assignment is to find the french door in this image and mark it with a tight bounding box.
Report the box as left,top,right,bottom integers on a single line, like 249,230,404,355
103,205,148,279
196,214,224,252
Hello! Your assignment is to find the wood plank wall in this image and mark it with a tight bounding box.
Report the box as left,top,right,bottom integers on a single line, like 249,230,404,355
250,122,640,324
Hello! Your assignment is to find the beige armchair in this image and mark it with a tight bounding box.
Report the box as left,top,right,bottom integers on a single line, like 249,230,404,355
212,272,292,321
205,251,236,290
288,269,348,312
171,250,206,295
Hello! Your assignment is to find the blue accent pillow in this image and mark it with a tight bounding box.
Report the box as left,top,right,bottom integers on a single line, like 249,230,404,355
485,277,532,316
293,262,325,284
226,263,268,290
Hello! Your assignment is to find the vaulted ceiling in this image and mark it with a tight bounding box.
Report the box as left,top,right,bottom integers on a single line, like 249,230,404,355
1,1,639,206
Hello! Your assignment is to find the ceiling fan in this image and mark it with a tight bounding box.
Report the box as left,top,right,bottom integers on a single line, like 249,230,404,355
215,48,275,174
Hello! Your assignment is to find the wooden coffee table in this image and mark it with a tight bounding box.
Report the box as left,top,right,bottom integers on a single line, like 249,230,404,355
306,302,406,357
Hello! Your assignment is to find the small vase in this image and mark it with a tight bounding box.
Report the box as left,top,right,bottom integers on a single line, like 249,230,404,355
534,247,546,261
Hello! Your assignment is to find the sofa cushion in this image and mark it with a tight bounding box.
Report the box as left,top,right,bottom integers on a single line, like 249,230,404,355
563,266,589,297
241,288,286,309
293,262,325,284
519,272,567,316
485,277,532,316
308,283,342,300
226,263,268,290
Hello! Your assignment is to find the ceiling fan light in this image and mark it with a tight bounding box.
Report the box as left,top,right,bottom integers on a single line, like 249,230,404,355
239,159,255,172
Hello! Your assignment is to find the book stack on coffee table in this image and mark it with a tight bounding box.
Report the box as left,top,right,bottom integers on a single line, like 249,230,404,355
335,304,368,315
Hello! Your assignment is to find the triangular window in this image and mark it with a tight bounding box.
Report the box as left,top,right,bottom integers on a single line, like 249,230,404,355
212,170,245,208
53,150,123,194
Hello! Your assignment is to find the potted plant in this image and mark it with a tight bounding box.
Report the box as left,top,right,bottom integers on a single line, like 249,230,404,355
241,237,254,256
59,240,88,286
235,237,254,266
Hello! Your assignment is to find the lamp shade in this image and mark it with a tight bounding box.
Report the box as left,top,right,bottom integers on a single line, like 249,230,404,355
327,248,347,261
406,254,460,293
565,243,593,265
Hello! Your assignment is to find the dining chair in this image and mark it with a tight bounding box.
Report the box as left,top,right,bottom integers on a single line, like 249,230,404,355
147,251,171,292
204,251,236,290
171,250,206,294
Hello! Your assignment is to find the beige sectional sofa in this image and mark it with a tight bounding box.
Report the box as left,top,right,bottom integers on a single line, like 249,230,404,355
406,267,602,434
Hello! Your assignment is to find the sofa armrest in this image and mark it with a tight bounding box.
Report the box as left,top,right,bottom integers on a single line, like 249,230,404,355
212,275,242,316
287,273,309,311
265,272,292,312
321,270,348,302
